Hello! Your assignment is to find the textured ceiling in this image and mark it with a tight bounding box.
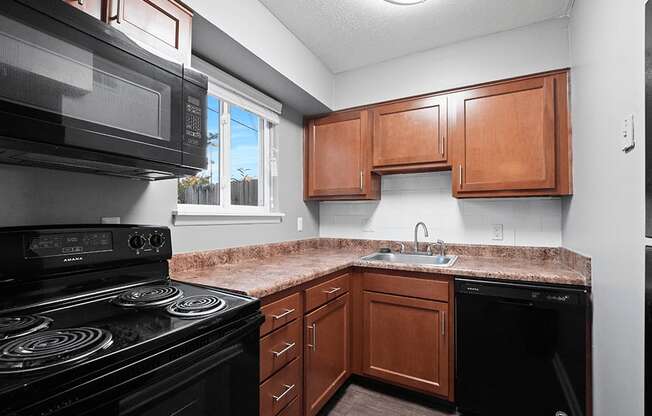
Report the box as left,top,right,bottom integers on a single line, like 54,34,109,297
259,0,573,73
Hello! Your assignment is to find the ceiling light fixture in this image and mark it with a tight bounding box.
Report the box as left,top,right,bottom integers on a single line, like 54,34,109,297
384,0,427,5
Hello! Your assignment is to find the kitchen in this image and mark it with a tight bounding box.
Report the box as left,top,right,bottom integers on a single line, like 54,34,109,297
0,0,644,416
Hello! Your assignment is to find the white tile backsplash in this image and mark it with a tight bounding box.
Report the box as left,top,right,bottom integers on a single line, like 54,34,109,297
319,172,562,247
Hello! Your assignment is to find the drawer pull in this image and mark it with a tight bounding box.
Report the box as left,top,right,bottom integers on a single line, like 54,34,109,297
272,384,295,402
441,311,446,336
306,323,317,351
322,287,341,295
271,342,296,357
271,308,295,320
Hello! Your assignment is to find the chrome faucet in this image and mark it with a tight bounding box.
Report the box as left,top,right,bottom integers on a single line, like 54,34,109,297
413,222,429,253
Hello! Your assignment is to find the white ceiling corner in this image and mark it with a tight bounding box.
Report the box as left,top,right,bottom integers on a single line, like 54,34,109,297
259,0,573,73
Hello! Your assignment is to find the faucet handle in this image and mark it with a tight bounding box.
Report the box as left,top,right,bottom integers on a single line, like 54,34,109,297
391,241,405,253
427,240,446,256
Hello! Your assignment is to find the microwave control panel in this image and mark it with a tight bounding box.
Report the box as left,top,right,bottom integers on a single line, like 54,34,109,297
184,95,203,146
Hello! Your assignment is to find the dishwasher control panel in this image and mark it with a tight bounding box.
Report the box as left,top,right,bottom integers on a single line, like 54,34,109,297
455,279,588,306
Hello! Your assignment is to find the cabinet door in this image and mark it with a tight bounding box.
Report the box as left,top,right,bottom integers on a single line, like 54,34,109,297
362,291,449,397
63,0,105,20
107,0,192,65
450,75,559,195
307,110,372,198
372,96,447,170
304,293,350,416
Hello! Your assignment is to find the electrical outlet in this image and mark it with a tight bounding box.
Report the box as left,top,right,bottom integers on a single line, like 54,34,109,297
492,224,503,241
101,217,121,224
297,217,303,232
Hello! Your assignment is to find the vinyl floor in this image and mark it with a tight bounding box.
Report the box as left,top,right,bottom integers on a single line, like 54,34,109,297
319,382,459,416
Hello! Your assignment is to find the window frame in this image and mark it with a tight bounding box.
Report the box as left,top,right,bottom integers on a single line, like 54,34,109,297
173,83,284,226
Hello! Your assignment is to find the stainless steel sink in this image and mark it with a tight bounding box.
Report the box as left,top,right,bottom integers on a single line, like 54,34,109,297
360,252,458,267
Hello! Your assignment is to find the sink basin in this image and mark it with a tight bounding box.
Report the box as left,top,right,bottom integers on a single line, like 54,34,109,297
360,252,458,267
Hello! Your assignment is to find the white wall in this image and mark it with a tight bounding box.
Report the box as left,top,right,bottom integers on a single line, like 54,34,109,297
185,0,334,108
320,173,562,247
0,106,319,253
332,18,570,110
562,0,645,415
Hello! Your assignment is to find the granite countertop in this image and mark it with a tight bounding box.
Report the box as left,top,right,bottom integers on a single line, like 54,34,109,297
172,247,590,299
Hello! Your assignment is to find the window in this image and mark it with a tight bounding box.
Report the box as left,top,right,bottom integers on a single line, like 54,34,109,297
175,86,281,225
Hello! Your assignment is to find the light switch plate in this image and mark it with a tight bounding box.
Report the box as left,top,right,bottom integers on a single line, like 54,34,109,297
297,217,303,232
622,114,635,152
492,224,504,241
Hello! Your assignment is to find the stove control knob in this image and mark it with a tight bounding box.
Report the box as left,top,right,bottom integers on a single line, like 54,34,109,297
149,234,165,248
128,235,145,250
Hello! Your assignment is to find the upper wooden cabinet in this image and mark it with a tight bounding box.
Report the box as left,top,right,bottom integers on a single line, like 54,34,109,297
107,0,193,65
371,96,448,173
304,69,572,200
305,110,380,200
63,0,193,66
63,0,106,19
449,72,571,197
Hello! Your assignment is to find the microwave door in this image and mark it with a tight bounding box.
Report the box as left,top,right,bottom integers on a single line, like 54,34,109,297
0,2,184,167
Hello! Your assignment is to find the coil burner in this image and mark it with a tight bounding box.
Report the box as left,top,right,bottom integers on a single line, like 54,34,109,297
0,327,113,373
113,285,183,308
166,295,227,318
0,315,53,340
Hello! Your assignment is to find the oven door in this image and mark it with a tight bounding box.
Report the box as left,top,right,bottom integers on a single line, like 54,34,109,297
118,341,256,416
0,1,184,167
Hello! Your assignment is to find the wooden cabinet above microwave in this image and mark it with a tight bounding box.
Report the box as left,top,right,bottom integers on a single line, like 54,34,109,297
62,0,193,66
304,69,572,200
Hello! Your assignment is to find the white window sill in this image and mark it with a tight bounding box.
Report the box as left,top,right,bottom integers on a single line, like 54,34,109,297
172,210,285,226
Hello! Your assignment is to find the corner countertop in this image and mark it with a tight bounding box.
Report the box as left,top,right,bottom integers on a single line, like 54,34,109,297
172,247,590,299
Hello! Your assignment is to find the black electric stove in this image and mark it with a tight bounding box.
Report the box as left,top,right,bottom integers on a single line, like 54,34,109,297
0,225,263,416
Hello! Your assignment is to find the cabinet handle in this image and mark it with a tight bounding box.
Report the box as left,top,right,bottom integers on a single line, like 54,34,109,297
271,308,295,320
306,323,317,351
110,0,121,23
272,384,295,402
458,165,463,187
360,171,364,190
440,135,444,156
322,287,341,295
441,311,446,336
271,342,296,357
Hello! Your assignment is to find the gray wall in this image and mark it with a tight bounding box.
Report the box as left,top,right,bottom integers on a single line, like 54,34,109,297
562,0,645,414
332,18,570,110
0,105,319,253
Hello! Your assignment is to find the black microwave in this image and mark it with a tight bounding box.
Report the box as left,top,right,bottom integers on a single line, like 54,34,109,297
0,0,207,180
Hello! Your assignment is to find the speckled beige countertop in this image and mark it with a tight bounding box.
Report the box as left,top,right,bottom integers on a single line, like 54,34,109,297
172,246,590,299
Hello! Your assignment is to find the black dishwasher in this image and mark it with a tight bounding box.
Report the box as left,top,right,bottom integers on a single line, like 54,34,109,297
455,278,590,416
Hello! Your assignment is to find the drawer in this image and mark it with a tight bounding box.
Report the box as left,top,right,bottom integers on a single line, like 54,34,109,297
261,293,301,337
305,273,350,312
260,358,301,416
260,319,301,382
362,272,449,302
277,397,300,416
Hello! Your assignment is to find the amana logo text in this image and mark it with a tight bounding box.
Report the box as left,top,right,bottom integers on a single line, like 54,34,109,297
63,257,83,263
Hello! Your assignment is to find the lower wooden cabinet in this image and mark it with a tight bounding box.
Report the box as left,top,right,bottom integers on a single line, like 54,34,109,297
304,293,351,416
260,358,301,416
258,271,454,416
362,291,450,397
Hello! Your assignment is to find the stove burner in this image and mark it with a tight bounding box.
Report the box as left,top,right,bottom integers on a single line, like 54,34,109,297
0,315,52,340
113,285,183,308
0,327,113,373
166,295,227,318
